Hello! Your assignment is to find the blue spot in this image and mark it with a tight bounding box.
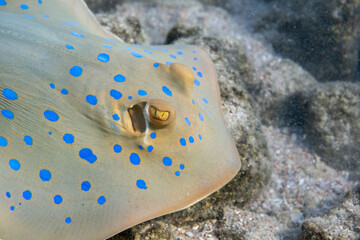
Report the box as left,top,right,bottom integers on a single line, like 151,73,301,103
185,118,191,127
147,145,153,152
138,90,147,96
39,169,52,181
2,88,18,100
180,138,186,146
138,145,143,150
23,190,32,200
1,109,14,119
79,148,97,164
162,86,172,97
6,192,10,198
197,72,203,77
131,52,143,58
162,157,172,166
194,57,198,60
50,83,55,89
61,89,68,95
180,164,185,170
68,20,78,26
166,61,172,65
97,53,110,62
150,132,156,139
86,95,97,105
203,98,208,104
43,14,48,18
175,171,180,176
189,136,194,143
136,179,148,190
194,79,200,86
128,96,133,100
10,206,15,211
199,113,204,121
0,136,7,147
97,196,106,205
129,153,141,165
193,50,196,53
23,136,33,145
153,63,159,68
193,67,197,71
105,38,116,44
23,14,34,18
20,4,28,9
114,74,126,83
113,144,122,153
192,99,195,105
65,44,74,49
38,0,42,3
69,66,82,77
150,46,157,49
177,51,183,55
110,89,122,100
125,46,134,51
144,49,152,54
63,134,74,144
9,159,20,171
65,217,72,224
54,195,63,204
44,110,59,122
161,48,168,52
112,114,120,121
103,45,113,49
0,0,7,6
71,32,84,38
48,132,52,135
199,134,202,140
170,54,176,59
81,181,91,191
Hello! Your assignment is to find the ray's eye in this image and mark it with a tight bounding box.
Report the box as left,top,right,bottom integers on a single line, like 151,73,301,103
149,106,169,121
146,99,175,126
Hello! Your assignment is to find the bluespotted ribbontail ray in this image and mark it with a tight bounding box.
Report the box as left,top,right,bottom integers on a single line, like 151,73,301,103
0,0,241,239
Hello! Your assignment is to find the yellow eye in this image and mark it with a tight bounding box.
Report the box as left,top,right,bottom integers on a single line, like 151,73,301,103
149,106,169,121
146,99,175,126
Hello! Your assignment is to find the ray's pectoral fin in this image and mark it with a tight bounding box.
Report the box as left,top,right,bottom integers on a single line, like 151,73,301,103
0,0,120,42
58,0,120,41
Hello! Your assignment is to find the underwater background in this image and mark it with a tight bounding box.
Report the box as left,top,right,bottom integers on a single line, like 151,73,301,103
81,0,360,240
90,0,359,239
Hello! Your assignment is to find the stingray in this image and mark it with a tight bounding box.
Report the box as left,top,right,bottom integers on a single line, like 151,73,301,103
0,0,241,239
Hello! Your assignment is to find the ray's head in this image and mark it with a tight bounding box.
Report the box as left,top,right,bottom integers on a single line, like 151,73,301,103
39,45,241,238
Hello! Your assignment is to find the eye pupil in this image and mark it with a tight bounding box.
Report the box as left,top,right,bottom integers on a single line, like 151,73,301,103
149,106,169,121
146,99,175,126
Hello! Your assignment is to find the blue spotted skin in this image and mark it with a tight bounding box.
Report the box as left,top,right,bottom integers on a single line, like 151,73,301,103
0,1,241,240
